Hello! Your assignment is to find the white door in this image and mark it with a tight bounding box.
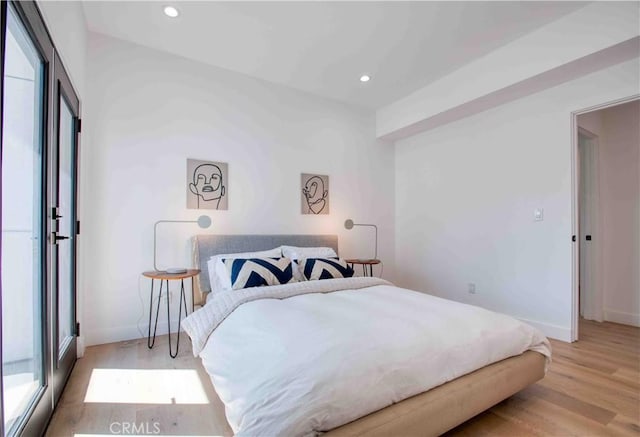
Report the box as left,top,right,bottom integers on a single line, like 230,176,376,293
578,130,602,322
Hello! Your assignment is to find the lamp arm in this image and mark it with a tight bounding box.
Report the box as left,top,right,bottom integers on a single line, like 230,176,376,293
352,223,378,260
375,225,377,259
153,220,197,271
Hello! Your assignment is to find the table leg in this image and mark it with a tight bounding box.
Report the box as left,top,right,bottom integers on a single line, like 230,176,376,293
148,279,162,349
191,276,195,313
166,279,174,357
362,264,367,277
369,264,373,277
168,279,189,358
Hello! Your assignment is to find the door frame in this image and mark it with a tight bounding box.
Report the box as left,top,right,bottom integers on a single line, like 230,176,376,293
0,2,6,435
50,50,80,404
570,94,640,341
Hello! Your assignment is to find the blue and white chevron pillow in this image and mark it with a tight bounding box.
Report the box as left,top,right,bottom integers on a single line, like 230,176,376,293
222,257,296,290
299,258,355,281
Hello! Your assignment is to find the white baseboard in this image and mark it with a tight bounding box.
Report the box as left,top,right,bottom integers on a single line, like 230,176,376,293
604,309,640,327
85,321,184,347
77,336,85,358
518,318,572,342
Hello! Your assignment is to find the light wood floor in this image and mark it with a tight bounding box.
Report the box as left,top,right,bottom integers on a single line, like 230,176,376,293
46,320,639,436
446,320,640,436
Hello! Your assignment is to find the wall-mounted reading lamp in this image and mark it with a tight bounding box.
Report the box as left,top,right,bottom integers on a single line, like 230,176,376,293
344,219,378,261
154,215,212,274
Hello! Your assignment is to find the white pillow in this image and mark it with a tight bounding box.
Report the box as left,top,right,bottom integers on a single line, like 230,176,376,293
280,245,337,261
207,248,281,294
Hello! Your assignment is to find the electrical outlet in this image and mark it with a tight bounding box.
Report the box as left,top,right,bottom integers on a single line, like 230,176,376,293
468,283,476,294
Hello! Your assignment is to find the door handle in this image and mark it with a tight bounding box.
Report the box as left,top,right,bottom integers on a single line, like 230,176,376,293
586,235,592,241
51,232,70,244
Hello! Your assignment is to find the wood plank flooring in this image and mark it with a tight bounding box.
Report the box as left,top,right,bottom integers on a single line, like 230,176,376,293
46,320,639,436
446,320,639,437
45,335,233,437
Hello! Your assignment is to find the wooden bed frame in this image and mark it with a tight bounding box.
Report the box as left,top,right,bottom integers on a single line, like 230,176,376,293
326,351,545,436
191,234,547,436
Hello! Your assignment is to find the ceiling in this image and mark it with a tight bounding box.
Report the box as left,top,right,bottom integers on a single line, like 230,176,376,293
82,1,587,110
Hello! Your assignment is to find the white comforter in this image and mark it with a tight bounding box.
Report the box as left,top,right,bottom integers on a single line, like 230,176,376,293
183,277,551,436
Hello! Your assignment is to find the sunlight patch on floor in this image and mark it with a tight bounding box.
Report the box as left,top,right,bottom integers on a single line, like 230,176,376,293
84,368,209,404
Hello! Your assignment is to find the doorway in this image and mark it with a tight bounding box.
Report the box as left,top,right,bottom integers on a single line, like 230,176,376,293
0,1,81,435
572,96,640,340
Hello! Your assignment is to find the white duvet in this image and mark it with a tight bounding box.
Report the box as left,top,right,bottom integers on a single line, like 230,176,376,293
183,277,551,436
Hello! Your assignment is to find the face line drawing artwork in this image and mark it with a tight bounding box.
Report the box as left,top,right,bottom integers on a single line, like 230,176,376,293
189,163,226,209
302,175,328,214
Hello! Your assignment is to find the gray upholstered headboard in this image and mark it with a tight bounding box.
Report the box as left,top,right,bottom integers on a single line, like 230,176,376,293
191,234,339,305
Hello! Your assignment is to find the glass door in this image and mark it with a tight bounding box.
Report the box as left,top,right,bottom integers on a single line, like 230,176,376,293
51,52,79,403
1,2,52,435
1,1,80,434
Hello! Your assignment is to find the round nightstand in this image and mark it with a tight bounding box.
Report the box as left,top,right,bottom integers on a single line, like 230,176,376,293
142,269,200,358
345,259,381,277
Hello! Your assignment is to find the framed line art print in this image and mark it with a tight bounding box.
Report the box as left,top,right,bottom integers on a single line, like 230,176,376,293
187,159,228,210
301,173,329,215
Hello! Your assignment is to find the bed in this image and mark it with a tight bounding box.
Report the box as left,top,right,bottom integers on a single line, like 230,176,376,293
184,234,550,436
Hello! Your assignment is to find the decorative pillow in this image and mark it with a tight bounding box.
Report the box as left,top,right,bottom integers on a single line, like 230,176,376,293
299,258,355,281
207,248,282,293
280,245,337,261
223,257,297,290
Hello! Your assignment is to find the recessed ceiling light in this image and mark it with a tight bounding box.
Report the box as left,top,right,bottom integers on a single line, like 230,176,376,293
360,75,371,83
164,6,179,18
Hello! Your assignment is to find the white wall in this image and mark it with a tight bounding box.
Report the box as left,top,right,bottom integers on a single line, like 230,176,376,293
83,33,395,345
37,1,87,100
394,59,639,341
576,110,604,138
599,101,640,326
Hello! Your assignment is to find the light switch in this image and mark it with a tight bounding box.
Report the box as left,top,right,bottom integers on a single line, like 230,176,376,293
534,208,544,221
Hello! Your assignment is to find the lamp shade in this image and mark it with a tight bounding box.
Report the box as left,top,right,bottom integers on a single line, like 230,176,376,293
197,215,212,229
